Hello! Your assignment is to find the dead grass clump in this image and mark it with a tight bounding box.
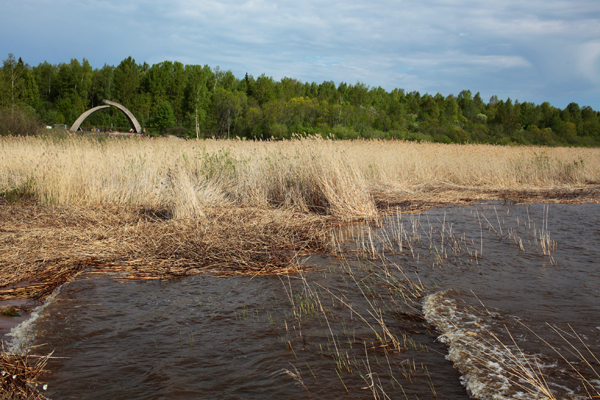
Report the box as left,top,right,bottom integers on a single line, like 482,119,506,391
101,206,333,279
0,345,49,400
0,204,332,300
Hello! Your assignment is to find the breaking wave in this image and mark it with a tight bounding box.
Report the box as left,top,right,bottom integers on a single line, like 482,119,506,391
7,288,62,355
423,290,565,400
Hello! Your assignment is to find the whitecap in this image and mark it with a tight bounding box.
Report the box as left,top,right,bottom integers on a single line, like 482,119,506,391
8,288,62,355
423,290,554,400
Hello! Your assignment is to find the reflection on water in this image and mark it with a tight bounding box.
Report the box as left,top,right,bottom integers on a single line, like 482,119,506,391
9,202,600,399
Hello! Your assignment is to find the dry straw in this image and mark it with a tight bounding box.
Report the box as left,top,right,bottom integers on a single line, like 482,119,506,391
2,136,599,212
0,343,50,400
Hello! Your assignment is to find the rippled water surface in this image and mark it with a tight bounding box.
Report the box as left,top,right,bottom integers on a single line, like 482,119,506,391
11,202,600,399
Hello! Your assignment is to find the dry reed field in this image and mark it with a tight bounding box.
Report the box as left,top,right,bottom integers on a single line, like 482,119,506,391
1,135,599,293
1,135,600,398
2,136,600,209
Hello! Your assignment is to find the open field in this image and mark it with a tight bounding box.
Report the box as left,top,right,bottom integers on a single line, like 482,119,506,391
1,136,600,398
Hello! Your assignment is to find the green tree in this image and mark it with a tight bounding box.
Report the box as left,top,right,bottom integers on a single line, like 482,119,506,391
581,106,597,122
278,77,302,101
418,94,439,122
151,101,176,134
183,64,211,138
33,61,58,103
519,102,541,128
347,82,369,107
565,102,581,121
243,73,255,98
168,61,187,123
405,91,420,114
1,54,38,113
385,88,406,129
242,106,263,138
337,82,348,104
213,89,245,138
144,61,171,106
253,74,275,105
581,106,600,137
458,90,476,120
82,64,115,128
539,101,556,128
369,86,389,110
493,98,521,136
442,95,459,122
92,64,114,103
318,81,338,102
79,59,94,109
113,57,142,109
473,92,485,114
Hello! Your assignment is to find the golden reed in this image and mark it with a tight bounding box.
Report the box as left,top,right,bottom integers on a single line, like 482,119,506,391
2,136,599,218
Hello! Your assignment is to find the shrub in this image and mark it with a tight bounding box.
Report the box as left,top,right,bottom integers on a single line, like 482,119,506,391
331,125,359,140
433,134,452,144
0,107,43,136
269,123,289,140
166,126,187,137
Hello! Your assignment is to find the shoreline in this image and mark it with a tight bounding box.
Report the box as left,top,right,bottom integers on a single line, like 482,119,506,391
1,190,599,399
2,186,598,304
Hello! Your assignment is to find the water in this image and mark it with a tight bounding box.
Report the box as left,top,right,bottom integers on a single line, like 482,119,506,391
9,202,600,399
372,202,600,399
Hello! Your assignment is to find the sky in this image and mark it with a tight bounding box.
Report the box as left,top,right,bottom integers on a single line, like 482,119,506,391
2,0,600,110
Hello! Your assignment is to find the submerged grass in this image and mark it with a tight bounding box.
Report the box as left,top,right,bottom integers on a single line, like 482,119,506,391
276,217,599,399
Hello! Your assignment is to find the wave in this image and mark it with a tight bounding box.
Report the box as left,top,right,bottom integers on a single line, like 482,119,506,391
7,288,63,355
423,290,563,400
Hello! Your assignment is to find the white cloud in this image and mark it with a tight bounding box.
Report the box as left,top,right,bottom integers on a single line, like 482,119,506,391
1,0,600,108
394,52,531,69
578,42,600,83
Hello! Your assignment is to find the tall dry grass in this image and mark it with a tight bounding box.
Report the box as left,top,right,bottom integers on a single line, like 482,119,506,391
1,136,599,218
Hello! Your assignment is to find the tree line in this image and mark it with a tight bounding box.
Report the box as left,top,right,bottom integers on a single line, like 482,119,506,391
1,53,599,146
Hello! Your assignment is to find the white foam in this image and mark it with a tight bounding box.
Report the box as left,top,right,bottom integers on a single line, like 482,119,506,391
423,290,553,400
7,288,62,355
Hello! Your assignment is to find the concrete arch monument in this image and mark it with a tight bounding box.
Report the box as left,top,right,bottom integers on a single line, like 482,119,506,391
70,100,142,133
70,105,110,132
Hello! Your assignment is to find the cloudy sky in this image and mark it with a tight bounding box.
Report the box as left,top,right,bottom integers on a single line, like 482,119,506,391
2,0,600,109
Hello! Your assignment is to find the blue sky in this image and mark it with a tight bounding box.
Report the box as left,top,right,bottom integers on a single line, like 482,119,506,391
2,0,600,109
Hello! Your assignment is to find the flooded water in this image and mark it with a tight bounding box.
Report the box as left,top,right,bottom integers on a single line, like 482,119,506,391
8,202,600,399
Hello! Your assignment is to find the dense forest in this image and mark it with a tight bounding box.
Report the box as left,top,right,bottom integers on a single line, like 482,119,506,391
1,53,599,145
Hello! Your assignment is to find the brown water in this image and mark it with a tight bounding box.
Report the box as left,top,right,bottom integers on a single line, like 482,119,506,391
8,202,600,399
